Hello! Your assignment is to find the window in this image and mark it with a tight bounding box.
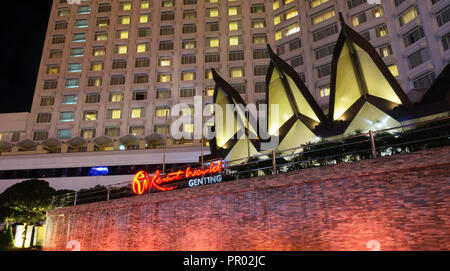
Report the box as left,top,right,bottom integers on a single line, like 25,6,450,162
140,14,150,23
352,12,367,26
95,32,108,41
134,74,149,84
182,39,196,49
85,93,101,103
110,75,126,85
205,53,220,63
98,3,112,12
88,77,102,87
47,65,60,75
253,34,267,44
442,33,450,51
75,19,88,28
90,62,104,71
33,131,48,141
83,111,98,121
231,83,246,94
229,36,242,46
156,89,171,99
131,108,145,118
97,17,109,27
58,8,70,17
403,26,424,48
130,126,145,136
135,58,150,67
105,127,120,137
413,72,435,89
137,43,148,53
290,55,303,67
229,50,244,61
229,21,241,30
56,129,72,139
230,67,244,78
162,0,174,7
407,48,430,69
117,30,129,39
65,79,80,88
49,50,63,59
115,45,128,54
132,90,147,100
180,88,195,97
206,22,219,32
254,66,268,76
319,86,330,97
184,10,197,19
67,63,82,73
62,95,77,104
181,71,196,81
121,2,132,11
284,8,298,20
141,1,150,9
399,7,418,26
81,128,96,139
43,80,57,89
228,6,240,16
183,24,197,33
312,24,338,41
375,24,388,38
207,37,219,48
40,96,55,106
207,8,219,17
253,49,268,59
181,54,196,64
159,57,172,66
155,107,171,117
70,48,84,57
160,26,174,35
72,33,86,43
106,109,122,119
312,8,335,25
158,73,172,82
154,124,170,135
36,113,52,123
159,40,173,50
59,111,75,122
55,21,68,30
251,4,265,14
138,27,150,37
255,82,265,93
436,6,450,27
52,35,65,44
378,45,392,58
119,16,131,25
317,64,331,78
93,47,106,56
109,92,124,102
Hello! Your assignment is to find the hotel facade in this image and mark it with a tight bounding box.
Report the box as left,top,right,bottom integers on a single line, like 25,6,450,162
0,0,449,192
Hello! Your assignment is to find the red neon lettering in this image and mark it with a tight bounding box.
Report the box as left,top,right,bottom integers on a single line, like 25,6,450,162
132,161,223,195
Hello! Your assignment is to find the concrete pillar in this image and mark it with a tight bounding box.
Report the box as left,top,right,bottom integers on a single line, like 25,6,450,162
87,142,95,152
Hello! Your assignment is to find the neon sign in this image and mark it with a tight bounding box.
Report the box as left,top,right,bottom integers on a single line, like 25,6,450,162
132,161,223,195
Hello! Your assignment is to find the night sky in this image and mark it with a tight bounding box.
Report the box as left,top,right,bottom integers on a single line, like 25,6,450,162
1,0,53,113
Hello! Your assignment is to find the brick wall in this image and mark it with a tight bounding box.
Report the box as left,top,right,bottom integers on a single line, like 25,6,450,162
44,147,450,251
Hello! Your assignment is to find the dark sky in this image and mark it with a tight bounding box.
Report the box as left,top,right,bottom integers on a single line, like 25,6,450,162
1,0,53,113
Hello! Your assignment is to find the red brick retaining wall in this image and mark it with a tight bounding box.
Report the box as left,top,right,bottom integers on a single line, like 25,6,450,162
44,147,450,251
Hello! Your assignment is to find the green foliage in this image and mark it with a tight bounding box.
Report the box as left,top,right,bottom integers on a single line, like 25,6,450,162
0,223,14,250
0,179,56,225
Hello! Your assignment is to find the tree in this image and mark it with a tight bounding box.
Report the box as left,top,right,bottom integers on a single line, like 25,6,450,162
0,223,14,250
0,179,56,225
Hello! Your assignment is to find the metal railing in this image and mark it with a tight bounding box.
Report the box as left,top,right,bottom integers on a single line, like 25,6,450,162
51,116,450,208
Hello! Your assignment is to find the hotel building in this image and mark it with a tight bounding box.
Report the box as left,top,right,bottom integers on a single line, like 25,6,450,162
0,0,449,192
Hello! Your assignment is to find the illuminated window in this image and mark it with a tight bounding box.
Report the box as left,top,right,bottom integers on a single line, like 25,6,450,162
83,111,98,121
373,7,384,18
159,57,172,66
205,86,215,96
93,47,106,56
122,2,132,11
119,30,129,39
228,7,238,16
285,9,298,20
119,16,131,25
116,45,128,54
95,32,108,41
47,65,60,74
57,129,72,139
309,0,329,8
90,62,104,71
140,14,149,23
230,67,244,78
131,108,145,118
273,1,279,10
399,7,418,26
109,93,124,102
81,128,96,139
284,23,300,36
141,1,150,9
181,71,196,81
137,43,147,53
229,36,240,46
229,21,239,30
274,16,281,25
182,39,196,49
284,0,294,4
208,8,219,17
275,31,282,40
155,107,171,117
208,37,219,47
158,73,172,82
319,86,330,97
97,18,109,27
311,9,335,25
107,109,122,119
